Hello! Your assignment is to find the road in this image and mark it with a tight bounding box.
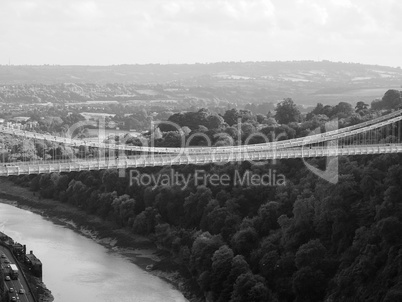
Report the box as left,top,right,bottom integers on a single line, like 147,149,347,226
0,245,35,302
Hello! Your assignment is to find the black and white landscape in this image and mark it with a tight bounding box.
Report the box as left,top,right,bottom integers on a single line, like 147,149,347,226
1,1,402,302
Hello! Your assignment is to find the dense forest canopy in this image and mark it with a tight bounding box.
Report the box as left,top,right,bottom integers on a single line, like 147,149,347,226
3,89,402,301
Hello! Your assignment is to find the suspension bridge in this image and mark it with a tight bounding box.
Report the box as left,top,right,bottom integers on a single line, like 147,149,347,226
1,109,402,176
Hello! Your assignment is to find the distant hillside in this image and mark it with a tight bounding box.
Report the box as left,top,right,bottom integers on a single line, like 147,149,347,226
1,61,402,85
1,61,401,105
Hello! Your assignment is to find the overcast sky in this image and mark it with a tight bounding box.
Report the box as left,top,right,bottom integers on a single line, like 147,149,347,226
1,0,401,66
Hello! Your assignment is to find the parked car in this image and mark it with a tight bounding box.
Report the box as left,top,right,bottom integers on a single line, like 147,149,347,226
9,287,14,293
19,288,25,294
4,275,11,281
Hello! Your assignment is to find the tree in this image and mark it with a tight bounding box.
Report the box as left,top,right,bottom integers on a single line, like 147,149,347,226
382,89,402,109
231,226,259,258
377,217,402,245
213,133,234,147
292,266,327,301
241,123,256,142
218,255,250,302
223,109,240,126
132,207,157,235
263,116,278,127
248,282,272,302
355,101,369,112
156,131,182,147
96,191,117,218
275,98,301,124
259,249,280,285
10,140,38,161
306,103,324,120
111,194,136,227
384,287,402,302
210,245,234,298
191,232,223,274
371,90,402,110
333,102,354,119
184,186,213,228
207,114,225,129
256,201,280,236
225,126,239,140
163,108,224,130
256,114,265,124
155,222,175,249
231,272,269,302
101,169,124,194
295,239,327,269
62,112,85,125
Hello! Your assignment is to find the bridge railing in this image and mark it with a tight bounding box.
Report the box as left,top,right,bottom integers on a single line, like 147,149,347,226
1,144,402,176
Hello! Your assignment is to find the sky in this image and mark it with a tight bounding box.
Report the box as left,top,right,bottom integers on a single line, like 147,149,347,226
1,0,402,67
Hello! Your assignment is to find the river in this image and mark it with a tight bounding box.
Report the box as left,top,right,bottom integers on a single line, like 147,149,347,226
0,202,187,302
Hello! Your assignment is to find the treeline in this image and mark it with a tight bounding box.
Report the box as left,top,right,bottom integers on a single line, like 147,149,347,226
7,90,402,301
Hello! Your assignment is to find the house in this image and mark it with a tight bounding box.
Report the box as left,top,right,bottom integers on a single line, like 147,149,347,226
80,112,116,121
12,243,26,259
25,121,39,129
10,116,30,123
107,121,117,128
25,251,42,277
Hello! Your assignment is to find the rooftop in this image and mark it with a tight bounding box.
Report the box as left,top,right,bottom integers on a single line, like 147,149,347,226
25,253,42,265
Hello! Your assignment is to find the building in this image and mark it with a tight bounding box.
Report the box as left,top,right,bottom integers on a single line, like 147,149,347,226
107,121,117,128
12,243,26,259
80,112,116,121
10,116,30,123
25,251,42,277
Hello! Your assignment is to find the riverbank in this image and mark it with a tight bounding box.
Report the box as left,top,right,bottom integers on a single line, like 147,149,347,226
0,177,201,301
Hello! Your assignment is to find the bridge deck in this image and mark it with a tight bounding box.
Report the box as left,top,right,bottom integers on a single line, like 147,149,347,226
1,145,401,176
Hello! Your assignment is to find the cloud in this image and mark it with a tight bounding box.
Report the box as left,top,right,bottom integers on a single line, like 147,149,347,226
0,0,401,66
156,0,276,32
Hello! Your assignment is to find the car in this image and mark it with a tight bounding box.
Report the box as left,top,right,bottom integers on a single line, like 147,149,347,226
4,276,11,281
18,288,25,294
10,297,16,302
3,259,10,264
9,287,14,293
0,253,5,258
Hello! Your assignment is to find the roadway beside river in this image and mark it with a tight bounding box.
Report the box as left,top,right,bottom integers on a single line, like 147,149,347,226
0,245,35,302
